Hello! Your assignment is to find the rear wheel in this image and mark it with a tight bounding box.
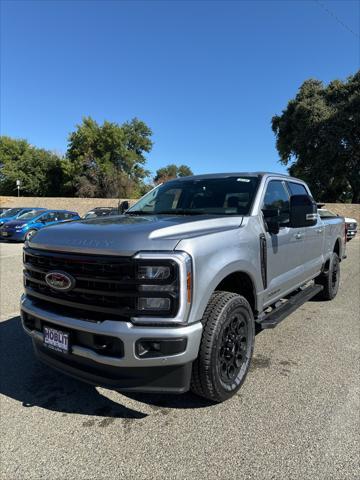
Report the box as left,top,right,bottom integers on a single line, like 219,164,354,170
25,229,37,242
315,252,340,300
191,291,255,403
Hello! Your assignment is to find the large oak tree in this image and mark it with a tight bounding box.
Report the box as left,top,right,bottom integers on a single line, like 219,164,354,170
272,71,360,203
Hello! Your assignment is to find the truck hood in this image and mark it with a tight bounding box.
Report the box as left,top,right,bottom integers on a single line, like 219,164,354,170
29,214,243,255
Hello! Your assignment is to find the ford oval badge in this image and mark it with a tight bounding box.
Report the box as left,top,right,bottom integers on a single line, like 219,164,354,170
45,271,76,292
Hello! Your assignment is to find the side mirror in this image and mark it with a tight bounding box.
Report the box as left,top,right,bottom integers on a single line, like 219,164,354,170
289,195,317,228
262,208,280,235
267,217,280,235
119,201,129,214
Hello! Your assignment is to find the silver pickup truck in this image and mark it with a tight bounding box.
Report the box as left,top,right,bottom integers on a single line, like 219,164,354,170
21,173,346,402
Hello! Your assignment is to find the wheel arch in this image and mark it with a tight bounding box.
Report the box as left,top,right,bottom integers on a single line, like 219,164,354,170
24,228,38,240
333,237,342,258
214,270,257,314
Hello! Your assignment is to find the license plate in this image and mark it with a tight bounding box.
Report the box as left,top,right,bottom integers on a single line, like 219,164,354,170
43,326,69,353
1,232,9,236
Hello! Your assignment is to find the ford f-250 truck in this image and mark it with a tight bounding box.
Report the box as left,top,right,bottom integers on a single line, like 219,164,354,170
21,173,346,402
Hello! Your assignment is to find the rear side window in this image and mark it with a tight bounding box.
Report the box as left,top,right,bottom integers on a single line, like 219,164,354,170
61,212,76,220
41,212,57,223
287,182,308,196
262,180,290,225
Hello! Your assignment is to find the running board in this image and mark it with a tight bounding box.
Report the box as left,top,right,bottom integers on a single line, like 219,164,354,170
257,284,324,329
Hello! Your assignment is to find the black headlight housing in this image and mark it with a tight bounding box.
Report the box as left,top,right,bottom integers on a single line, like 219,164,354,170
134,259,180,317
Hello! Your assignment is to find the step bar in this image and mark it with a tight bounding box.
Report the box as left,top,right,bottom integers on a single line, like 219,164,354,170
256,284,324,329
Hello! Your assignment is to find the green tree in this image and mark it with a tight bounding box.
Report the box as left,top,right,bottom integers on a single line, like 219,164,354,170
65,117,152,198
154,164,193,184
272,71,360,203
0,136,63,196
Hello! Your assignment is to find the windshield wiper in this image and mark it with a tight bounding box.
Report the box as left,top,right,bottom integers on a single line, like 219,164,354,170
126,209,207,216
155,209,207,215
125,211,156,215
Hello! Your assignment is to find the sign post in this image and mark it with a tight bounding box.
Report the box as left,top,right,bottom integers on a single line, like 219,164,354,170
16,179,21,197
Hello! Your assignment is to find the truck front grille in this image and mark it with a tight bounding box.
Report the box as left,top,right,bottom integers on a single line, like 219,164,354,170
23,247,139,320
23,247,178,322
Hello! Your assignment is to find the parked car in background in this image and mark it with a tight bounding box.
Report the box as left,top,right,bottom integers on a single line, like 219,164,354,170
84,207,119,219
344,217,358,240
0,207,45,228
317,204,357,241
0,209,80,241
0,207,11,215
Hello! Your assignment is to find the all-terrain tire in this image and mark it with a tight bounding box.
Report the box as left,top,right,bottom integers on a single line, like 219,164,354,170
315,252,340,300
191,291,255,403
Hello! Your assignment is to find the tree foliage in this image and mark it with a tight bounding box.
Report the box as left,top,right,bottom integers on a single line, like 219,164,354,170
63,117,153,198
0,136,63,196
0,118,195,199
272,71,360,203
154,164,193,184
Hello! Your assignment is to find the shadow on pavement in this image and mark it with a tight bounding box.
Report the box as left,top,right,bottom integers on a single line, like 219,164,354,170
0,316,146,419
0,316,215,417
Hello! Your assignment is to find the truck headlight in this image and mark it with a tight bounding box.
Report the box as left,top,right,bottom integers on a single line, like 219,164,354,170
137,265,171,280
133,252,192,325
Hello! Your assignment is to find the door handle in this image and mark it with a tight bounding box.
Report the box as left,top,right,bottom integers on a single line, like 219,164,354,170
294,233,303,240
316,228,324,234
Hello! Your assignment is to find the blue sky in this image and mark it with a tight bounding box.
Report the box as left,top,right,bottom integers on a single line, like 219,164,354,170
1,0,359,178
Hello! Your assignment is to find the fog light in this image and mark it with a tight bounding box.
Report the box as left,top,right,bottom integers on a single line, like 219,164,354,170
137,265,171,280
138,297,171,311
136,338,187,358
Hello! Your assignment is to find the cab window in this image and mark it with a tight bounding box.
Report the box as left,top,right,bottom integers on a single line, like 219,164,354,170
262,180,290,225
287,182,308,196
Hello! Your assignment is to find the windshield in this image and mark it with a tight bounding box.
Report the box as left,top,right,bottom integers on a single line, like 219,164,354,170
0,208,23,218
17,209,47,220
127,176,260,216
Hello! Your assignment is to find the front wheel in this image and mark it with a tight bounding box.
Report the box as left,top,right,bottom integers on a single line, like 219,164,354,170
191,291,255,403
25,229,37,242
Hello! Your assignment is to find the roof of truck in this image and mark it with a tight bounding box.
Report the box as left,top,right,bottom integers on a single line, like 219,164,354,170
170,172,302,181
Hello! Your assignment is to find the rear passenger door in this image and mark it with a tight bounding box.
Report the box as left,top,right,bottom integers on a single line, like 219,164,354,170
287,181,324,280
261,180,305,303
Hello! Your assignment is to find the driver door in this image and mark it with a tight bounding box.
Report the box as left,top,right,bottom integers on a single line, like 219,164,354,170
262,180,305,304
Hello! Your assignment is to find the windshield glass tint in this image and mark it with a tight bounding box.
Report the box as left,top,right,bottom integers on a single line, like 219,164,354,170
0,208,23,218
17,209,46,220
128,176,260,215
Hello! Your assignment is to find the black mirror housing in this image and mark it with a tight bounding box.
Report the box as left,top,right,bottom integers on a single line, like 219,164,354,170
267,217,280,235
289,195,317,228
119,201,129,214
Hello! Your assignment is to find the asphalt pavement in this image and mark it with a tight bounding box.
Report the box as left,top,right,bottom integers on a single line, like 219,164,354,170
0,238,359,480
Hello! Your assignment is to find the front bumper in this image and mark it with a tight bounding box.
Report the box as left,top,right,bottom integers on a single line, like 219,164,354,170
20,295,202,392
0,229,25,240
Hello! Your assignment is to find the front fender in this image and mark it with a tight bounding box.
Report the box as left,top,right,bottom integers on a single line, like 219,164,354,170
176,218,264,324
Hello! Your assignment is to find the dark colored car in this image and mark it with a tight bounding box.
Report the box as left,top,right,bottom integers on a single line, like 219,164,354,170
0,209,80,241
0,208,45,228
84,207,120,219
